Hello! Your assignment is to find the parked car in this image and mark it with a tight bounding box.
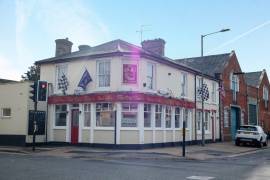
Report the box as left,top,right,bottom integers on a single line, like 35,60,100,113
235,125,268,148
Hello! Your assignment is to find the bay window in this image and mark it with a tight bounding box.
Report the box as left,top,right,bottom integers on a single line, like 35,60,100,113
121,103,138,127
144,104,151,128
96,103,115,127
165,106,172,128
155,105,162,128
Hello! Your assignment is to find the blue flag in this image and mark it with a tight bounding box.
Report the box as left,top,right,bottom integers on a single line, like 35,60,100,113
78,69,92,90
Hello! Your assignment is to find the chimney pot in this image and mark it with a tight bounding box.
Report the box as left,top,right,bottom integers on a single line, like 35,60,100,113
141,38,166,56
55,38,73,57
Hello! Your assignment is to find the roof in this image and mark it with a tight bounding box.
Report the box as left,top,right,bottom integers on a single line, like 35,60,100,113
35,39,203,76
0,78,18,84
244,71,263,88
174,53,232,77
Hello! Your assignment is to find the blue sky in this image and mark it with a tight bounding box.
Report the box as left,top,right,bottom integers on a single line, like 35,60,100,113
0,0,270,80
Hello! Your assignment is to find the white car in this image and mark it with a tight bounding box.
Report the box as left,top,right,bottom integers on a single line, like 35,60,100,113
235,125,268,148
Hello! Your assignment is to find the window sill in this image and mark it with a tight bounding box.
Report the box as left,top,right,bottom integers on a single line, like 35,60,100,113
120,127,139,130
1,116,11,119
94,127,114,130
144,127,153,130
82,127,90,130
53,126,66,130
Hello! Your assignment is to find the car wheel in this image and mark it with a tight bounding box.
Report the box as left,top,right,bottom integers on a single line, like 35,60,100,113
263,140,268,147
257,139,263,148
235,139,240,146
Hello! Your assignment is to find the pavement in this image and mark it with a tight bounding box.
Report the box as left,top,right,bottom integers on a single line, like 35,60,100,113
0,141,268,161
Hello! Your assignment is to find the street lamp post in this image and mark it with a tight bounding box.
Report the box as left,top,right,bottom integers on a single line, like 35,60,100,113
201,29,230,57
200,28,230,146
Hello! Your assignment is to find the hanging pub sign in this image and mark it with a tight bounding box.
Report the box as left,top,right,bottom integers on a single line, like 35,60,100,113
123,64,137,84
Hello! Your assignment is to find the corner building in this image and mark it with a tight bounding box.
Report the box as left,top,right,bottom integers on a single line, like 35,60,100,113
36,38,220,148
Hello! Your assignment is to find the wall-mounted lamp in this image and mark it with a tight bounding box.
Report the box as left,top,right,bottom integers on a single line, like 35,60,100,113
168,72,171,76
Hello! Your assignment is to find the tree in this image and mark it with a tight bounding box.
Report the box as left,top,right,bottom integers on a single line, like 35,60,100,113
21,65,40,81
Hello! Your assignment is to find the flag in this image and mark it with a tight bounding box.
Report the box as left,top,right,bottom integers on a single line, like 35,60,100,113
58,73,69,94
78,69,92,90
198,83,209,101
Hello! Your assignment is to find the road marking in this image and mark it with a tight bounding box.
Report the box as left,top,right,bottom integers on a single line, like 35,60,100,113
186,176,215,180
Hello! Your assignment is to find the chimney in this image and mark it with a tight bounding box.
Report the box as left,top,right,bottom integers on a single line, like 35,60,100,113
78,45,91,51
141,38,166,56
55,38,73,57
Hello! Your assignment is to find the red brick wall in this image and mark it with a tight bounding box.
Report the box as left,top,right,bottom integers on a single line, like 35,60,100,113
258,72,270,133
221,52,248,141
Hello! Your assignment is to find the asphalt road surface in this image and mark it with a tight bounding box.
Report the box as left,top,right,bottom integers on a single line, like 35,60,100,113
0,148,270,180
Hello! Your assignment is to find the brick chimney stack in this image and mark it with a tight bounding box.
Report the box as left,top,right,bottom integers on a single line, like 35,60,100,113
141,38,166,56
55,38,73,57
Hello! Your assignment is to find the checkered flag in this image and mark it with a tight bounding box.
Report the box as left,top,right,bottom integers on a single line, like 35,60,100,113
198,83,209,101
58,73,69,94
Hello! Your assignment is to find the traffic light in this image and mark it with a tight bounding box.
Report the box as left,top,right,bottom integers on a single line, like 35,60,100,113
37,81,48,101
29,82,37,102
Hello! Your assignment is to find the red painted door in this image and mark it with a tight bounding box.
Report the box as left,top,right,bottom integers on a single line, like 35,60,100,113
71,109,79,144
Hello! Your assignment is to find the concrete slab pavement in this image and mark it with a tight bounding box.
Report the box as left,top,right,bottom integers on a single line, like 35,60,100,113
0,141,268,160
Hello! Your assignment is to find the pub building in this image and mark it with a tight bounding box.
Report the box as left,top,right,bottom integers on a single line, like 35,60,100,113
36,38,220,148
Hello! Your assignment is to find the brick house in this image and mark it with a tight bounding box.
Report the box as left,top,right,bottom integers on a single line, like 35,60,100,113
175,51,248,141
244,70,270,133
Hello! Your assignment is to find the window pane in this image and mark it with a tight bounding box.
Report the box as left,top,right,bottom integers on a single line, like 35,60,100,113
144,104,151,128
55,112,66,126
96,103,115,127
155,105,162,128
2,108,11,117
84,112,91,127
165,106,171,128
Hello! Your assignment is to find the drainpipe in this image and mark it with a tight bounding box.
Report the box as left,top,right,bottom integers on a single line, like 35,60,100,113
215,73,223,142
257,87,259,126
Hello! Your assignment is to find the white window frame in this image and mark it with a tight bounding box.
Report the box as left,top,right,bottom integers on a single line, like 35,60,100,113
165,106,172,129
181,72,188,97
83,104,91,129
55,63,68,93
146,63,155,90
204,111,210,133
263,86,269,101
175,107,182,129
144,104,152,128
97,61,111,88
95,102,115,128
1,108,11,118
121,103,138,128
196,111,202,133
224,108,229,128
54,104,67,129
155,104,163,129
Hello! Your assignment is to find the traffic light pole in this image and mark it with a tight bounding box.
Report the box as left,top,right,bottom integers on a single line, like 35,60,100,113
32,100,37,151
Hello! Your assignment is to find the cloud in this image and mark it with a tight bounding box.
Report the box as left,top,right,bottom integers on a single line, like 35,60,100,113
35,0,111,47
0,55,22,80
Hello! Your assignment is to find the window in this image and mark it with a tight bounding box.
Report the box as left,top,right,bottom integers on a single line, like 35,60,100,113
165,106,172,128
121,103,138,127
1,108,11,117
204,112,210,131
144,104,151,128
96,103,115,127
181,73,188,97
212,82,217,103
197,77,203,100
175,107,182,128
55,105,67,126
56,64,68,90
230,73,239,101
183,108,189,128
155,105,162,128
224,108,229,128
147,63,155,89
196,111,202,131
263,86,269,108
98,61,110,87
83,104,91,127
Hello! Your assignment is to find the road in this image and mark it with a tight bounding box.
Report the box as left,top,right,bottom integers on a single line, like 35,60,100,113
0,148,270,180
